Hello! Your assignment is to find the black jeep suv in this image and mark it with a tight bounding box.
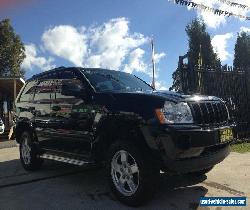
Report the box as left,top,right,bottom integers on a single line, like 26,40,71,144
15,67,233,206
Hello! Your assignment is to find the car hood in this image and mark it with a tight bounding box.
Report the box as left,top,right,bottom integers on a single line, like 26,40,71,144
94,90,221,120
152,90,221,102
100,90,220,103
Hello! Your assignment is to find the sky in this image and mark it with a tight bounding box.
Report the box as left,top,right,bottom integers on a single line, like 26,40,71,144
0,0,250,90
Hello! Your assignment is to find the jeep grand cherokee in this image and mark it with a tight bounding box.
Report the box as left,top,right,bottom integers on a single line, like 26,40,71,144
15,67,234,206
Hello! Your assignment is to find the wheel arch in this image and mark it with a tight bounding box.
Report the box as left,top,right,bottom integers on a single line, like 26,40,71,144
92,114,156,162
15,121,36,143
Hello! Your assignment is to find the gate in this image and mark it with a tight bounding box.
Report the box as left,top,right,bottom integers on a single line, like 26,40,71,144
180,62,250,139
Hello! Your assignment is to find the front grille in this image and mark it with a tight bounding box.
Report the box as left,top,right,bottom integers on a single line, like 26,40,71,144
189,101,229,125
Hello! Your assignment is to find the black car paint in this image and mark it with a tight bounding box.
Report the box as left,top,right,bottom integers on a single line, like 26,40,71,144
15,67,232,173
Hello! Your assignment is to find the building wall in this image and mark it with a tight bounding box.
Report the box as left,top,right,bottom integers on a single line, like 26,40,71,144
0,78,25,130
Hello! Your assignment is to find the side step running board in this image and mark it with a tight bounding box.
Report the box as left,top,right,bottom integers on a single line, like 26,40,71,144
40,154,91,166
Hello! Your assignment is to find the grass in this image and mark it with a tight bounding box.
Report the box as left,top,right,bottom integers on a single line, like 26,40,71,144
230,142,250,153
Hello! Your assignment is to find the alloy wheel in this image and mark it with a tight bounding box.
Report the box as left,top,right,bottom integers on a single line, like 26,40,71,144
111,150,139,196
21,136,31,165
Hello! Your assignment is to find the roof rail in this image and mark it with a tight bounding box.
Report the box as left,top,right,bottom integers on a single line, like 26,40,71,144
29,66,66,81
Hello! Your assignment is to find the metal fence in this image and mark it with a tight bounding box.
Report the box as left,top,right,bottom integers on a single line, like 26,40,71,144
181,65,250,139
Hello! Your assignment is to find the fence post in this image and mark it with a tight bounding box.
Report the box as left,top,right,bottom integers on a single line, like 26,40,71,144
246,69,250,125
178,54,189,94
178,56,184,93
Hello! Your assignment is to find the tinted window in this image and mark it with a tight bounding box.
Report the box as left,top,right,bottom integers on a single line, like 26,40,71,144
55,79,81,101
33,80,57,102
33,70,81,102
52,73,85,118
56,70,83,100
83,69,152,92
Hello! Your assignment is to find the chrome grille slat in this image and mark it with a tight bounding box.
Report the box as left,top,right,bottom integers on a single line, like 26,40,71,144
216,103,222,121
198,103,205,124
209,103,215,121
214,103,220,123
205,103,213,124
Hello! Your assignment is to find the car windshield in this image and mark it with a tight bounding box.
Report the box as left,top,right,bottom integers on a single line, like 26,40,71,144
82,69,153,92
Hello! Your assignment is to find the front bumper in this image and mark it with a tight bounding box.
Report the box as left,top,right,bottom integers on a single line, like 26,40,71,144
142,124,234,173
163,144,230,173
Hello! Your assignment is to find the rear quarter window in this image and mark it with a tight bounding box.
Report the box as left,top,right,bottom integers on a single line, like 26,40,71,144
19,80,37,102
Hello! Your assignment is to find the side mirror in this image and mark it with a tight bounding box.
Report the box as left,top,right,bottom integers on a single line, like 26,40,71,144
61,81,85,97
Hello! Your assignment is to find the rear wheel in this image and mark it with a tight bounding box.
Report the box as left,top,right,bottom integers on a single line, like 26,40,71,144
107,141,159,207
20,131,43,171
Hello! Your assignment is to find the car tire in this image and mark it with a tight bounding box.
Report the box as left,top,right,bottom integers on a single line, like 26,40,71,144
190,166,214,176
20,131,43,171
107,141,159,207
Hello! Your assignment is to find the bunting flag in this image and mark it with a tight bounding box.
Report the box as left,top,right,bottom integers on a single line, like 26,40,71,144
170,0,250,20
217,0,250,10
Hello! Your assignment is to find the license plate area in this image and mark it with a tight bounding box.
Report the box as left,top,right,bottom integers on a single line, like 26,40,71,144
220,128,233,142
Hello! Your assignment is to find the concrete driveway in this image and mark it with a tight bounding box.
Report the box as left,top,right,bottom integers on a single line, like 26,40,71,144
0,147,249,210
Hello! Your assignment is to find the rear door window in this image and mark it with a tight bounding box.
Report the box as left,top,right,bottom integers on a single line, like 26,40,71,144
33,80,57,103
56,70,83,101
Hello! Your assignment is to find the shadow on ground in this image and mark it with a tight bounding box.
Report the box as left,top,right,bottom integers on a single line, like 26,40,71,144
0,158,209,209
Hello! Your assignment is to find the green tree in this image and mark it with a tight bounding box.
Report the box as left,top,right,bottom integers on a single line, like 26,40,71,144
169,67,182,92
233,32,250,70
186,19,220,69
0,19,26,77
170,19,221,92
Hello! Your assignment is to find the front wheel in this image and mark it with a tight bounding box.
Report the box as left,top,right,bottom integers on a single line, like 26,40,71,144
20,131,43,171
107,141,159,207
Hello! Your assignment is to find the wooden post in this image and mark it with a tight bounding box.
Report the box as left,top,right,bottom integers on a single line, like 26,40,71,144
246,70,250,128
8,79,17,139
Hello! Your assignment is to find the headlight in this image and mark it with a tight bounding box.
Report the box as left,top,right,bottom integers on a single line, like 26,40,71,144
155,101,193,124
